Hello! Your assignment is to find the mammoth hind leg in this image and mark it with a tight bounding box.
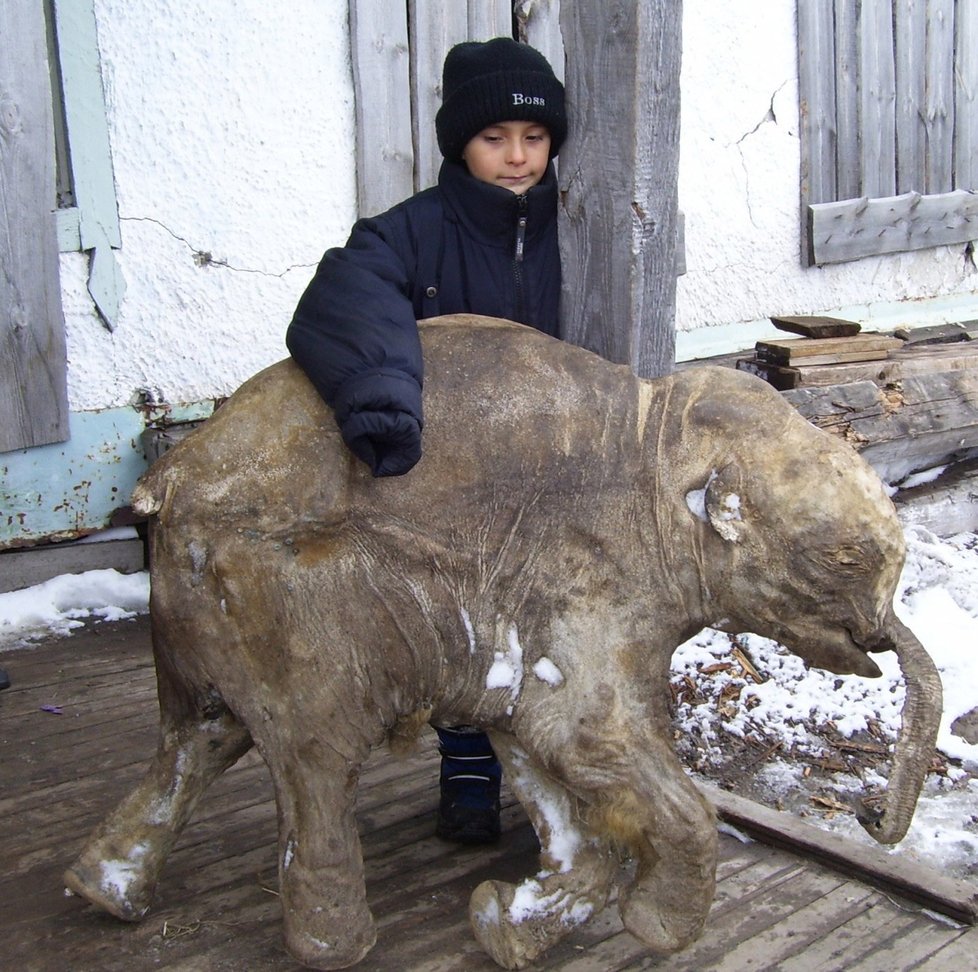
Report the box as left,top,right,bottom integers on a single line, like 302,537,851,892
468,734,618,970
257,718,377,970
63,652,253,921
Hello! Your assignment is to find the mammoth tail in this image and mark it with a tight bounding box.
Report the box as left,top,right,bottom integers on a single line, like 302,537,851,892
131,453,178,517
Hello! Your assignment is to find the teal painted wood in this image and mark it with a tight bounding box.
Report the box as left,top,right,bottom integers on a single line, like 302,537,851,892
52,0,125,329
55,207,82,251
0,402,214,549
0,0,70,453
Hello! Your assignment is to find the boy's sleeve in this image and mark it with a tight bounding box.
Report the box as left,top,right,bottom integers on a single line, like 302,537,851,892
286,217,424,477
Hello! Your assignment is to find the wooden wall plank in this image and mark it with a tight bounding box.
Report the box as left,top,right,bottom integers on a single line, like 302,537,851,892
797,0,837,207
516,0,565,81
923,0,955,193
466,0,511,41
557,0,681,379
408,0,468,192
857,0,896,198
894,0,927,194
810,188,978,264
833,1,861,200
0,0,70,453
349,0,414,217
954,0,978,188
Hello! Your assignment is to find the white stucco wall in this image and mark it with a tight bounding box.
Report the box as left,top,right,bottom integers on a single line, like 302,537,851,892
676,0,978,358
63,0,357,412
61,1,978,410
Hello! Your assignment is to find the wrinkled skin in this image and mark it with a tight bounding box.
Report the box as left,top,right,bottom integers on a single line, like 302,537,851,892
64,316,941,970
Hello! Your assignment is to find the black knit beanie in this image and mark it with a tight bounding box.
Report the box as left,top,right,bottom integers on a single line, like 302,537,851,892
435,37,566,162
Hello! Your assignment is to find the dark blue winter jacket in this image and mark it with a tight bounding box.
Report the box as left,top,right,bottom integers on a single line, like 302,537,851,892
286,159,560,477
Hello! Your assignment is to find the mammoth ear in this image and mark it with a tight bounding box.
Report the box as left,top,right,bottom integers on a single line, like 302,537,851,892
704,464,748,542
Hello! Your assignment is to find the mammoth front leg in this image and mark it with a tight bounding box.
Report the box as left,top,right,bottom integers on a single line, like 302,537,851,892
468,733,618,970
608,746,717,954
64,650,253,920
522,686,717,958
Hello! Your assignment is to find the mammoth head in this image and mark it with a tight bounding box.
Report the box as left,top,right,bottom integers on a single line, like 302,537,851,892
686,434,905,680
676,377,941,845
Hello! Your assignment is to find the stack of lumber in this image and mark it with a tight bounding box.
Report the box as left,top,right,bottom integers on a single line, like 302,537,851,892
735,315,978,483
737,315,978,391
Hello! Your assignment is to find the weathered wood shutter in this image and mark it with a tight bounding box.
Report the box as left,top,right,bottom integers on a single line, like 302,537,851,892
349,0,512,217
0,0,70,453
799,0,978,265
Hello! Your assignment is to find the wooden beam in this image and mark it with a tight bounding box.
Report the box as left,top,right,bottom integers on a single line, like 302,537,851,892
700,782,978,925
809,188,978,265
557,0,682,379
783,370,978,479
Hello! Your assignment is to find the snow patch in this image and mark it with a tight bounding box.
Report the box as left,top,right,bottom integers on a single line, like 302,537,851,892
460,608,477,654
486,623,524,705
99,843,150,900
0,569,150,651
533,656,564,687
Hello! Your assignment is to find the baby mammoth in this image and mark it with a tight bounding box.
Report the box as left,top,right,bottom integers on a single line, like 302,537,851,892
65,315,941,969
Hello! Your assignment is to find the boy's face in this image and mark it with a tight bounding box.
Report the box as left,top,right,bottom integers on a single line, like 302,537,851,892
461,121,551,194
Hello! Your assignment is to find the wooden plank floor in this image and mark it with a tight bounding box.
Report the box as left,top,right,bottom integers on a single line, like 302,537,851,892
1,617,974,971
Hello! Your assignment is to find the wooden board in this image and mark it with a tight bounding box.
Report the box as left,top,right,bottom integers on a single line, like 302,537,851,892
701,783,978,925
894,321,978,344
771,315,862,338
739,341,978,390
756,335,904,366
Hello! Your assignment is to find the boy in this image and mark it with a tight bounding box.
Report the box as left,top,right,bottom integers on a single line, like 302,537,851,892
287,37,566,844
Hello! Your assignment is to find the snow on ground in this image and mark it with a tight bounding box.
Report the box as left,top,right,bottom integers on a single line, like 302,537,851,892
1,522,976,881
0,569,149,648
673,525,978,882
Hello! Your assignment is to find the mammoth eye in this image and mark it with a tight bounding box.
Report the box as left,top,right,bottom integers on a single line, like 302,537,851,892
817,544,872,574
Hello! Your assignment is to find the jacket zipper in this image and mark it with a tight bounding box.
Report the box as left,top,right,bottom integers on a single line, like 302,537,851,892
514,194,528,322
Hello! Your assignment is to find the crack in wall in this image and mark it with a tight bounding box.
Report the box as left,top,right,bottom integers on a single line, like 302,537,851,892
120,216,318,278
733,80,790,227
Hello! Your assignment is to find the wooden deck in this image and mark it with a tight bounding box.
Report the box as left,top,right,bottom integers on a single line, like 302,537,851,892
2,616,975,971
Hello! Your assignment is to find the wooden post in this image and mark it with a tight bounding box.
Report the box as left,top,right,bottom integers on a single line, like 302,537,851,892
558,1,682,379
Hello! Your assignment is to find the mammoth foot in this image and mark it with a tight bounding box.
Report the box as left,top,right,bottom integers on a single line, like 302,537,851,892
469,875,605,970
63,838,161,922
282,894,376,971
617,860,714,955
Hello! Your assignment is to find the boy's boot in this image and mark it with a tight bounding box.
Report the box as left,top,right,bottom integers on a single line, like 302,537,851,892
435,726,501,844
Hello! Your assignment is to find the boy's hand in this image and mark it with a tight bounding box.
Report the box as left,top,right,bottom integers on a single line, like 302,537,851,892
341,409,422,477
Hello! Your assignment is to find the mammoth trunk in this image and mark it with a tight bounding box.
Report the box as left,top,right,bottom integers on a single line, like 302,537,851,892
858,612,943,845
